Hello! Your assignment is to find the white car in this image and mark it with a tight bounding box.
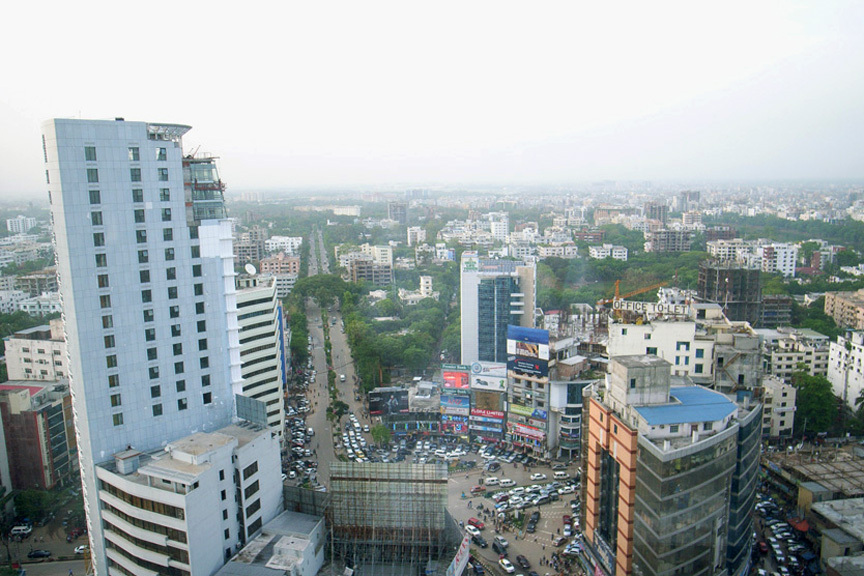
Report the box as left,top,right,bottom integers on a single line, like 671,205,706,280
74,545,89,554
530,473,547,481
465,525,481,537
500,478,516,488
498,558,515,573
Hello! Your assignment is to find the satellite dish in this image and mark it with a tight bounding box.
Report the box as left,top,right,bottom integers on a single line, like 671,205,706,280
245,263,257,275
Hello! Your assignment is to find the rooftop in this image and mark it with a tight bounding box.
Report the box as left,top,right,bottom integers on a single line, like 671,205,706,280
812,498,864,545
635,386,737,426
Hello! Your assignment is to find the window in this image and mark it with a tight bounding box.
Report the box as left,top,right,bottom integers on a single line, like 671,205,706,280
140,270,151,283
138,249,149,263
221,490,227,501
621,328,627,335
695,348,704,359
166,267,176,280
126,147,139,161
112,413,124,427
141,290,152,303
168,286,178,299
178,398,188,411
684,357,690,365
176,380,186,392
173,343,183,355
159,188,170,201
171,324,181,337
134,209,145,223
109,393,122,407
675,356,681,365
245,499,260,517
200,357,209,369
152,404,163,416
95,253,107,267
87,168,99,183
201,374,211,387
630,378,636,389
91,211,103,225
224,528,230,540
165,248,175,260
199,339,208,351
156,147,167,161
93,232,105,247
104,335,115,349
219,470,225,481
163,228,173,241
132,189,144,202
193,264,202,277
100,295,112,308
151,385,161,398
203,392,212,405
704,422,713,431
676,341,690,352
170,305,180,318
670,425,679,433
244,480,260,499
108,374,119,388
145,327,156,341
197,320,206,332
130,168,141,182
189,226,199,239
191,246,200,258
243,462,258,480
196,302,205,314
102,315,113,329
174,361,184,374
136,230,147,243
106,355,117,368
149,366,159,379
158,168,169,181
147,348,157,361
162,208,171,222
646,347,657,355
644,333,651,340
85,146,97,161
222,509,228,520
194,283,203,296
89,190,101,204
97,274,110,288
695,363,704,374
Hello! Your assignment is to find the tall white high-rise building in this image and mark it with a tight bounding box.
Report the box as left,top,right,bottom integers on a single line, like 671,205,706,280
43,118,270,575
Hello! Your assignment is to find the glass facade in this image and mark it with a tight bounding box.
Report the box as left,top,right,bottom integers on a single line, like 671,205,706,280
726,406,762,576
476,277,517,363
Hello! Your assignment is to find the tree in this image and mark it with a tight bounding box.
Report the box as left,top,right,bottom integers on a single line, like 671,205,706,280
371,424,392,448
792,371,838,436
13,490,55,520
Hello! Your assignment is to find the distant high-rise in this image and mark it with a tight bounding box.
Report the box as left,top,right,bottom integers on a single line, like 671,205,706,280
388,201,407,225
460,252,535,364
697,259,762,325
43,118,278,575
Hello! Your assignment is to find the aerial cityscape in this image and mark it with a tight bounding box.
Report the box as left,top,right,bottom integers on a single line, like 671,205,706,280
1,3,864,576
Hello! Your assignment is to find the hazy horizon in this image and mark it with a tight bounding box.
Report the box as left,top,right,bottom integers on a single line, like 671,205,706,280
3,1,863,199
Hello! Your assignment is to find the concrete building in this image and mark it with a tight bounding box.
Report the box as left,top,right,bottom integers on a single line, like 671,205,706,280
15,267,58,296
263,235,303,254
643,201,668,225
0,381,76,489
96,424,282,576
758,327,830,383
407,226,427,247
581,356,761,576
536,243,579,259
259,252,300,275
697,260,762,326
761,375,796,439
589,244,628,261
0,290,28,314
828,331,864,408
388,201,407,225
548,379,591,460
236,278,286,438
4,319,67,381
760,294,794,328
17,292,62,316
460,252,535,364
43,118,280,575
759,242,799,278
643,228,694,253
707,238,750,261
350,259,393,286
825,289,864,330
6,215,37,234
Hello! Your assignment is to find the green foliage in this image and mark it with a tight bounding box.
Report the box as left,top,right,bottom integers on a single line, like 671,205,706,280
0,311,60,356
371,424,392,447
792,371,839,436
791,299,842,341
709,213,864,253
1,257,54,277
14,489,56,519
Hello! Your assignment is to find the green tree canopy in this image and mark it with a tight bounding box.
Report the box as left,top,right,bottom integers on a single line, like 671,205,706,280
792,370,838,436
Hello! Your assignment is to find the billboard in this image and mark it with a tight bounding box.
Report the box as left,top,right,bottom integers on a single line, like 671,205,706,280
369,388,409,415
509,422,546,440
506,326,550,360
473,390,504,413
443,370,470,390
471,408,505,420
440,394,470,416
507,356,548,377
508,403,534,418
441,414,469,434
470,361,507,378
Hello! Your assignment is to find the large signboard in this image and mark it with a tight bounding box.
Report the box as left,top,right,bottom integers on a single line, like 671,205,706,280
471,408,505,419
445,534,471,576
441,414,469,434
509,422,546,440
470,361,507,378
443,370,470,390
508,356,548,377
473,390,504,412
509,403,534,418
441,394,470,416
612,299,689,317
369,388,409,416
506,326,550,360
471,373,507,392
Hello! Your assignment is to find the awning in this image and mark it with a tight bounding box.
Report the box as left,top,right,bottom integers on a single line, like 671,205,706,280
792,519,810,532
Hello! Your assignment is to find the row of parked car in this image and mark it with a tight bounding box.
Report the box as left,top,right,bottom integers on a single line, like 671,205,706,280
755,493,814,576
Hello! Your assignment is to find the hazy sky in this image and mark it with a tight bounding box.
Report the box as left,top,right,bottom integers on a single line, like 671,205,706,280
2,1,863,198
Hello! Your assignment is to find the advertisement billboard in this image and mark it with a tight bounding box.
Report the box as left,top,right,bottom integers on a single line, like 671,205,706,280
506,325,550,360
443,370,470,390
473,390,504,412
508,422,546,440
471,408,505,420
508,403,534,418
507,356,548,377
440,394,470,416
470,361,508,378
369,388,409,416
441,414,469,434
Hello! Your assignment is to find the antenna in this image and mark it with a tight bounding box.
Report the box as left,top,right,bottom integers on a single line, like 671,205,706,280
245,263,257,275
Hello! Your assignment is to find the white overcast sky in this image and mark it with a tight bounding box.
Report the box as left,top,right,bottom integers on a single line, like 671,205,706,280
2,1,863,198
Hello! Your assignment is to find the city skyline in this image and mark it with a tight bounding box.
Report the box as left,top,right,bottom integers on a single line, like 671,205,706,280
2,1,864,199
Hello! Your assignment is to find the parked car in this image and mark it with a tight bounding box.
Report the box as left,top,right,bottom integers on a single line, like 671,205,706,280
498,558,515,574
471,534,488,548
465,525,481,537
516,555,531,569
75,545,90,554
468,517,485,530
530,472,547,481
28,550,51,559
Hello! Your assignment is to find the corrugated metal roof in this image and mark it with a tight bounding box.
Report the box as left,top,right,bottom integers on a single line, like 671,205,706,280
635,386,736,426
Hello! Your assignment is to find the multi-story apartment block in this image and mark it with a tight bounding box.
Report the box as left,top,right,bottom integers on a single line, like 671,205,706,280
643,201,668,225
761,375,796,439
759,294,793,328
259,252,300,275
581,356,760,576
758,243,798,278
460,252,535,364
536,243,578,259
43,118,280,574
828,331,864,407
96,424,282,576
707,238,750,261
643,228,693,253
588,244,627,261
825,289,864,330
697,260,762,326
350,259,393,286
758,327,829,383
16,267,58,296
6,215,37,234
263,235,303,254
0,290,28,314
387,201,407,225
407,226,427,247
17,292,62,316
0,381,76,489
4,319,67,381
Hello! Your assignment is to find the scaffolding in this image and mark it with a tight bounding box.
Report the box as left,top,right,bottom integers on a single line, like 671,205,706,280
328,462,455,574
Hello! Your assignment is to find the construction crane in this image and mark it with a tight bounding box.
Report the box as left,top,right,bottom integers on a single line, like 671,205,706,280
596,279,669,308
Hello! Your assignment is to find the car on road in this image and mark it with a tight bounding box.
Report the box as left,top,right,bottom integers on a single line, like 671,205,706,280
471,534,488,548
516,555,531,569
530,472,547,481
75,545,89,554
552,536,568,546
28,550,51,559
465,525,481,537
470,485,486,495
498,558,515,573
499,478,516,488
494,535,509,548
468,517,485,530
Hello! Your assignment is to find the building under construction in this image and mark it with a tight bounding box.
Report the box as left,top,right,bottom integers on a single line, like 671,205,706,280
328,462,457,575
697,259,762,326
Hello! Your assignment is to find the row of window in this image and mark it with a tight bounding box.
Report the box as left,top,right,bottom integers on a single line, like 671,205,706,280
85,146,167,163
86,167,170,184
